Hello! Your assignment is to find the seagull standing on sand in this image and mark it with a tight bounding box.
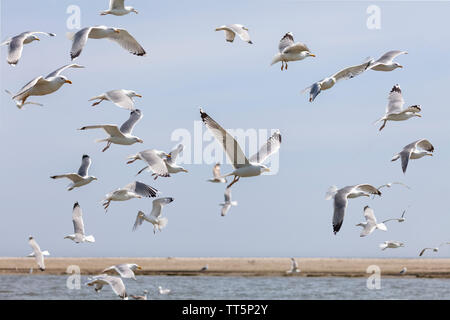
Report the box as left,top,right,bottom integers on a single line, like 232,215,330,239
302,60,371,102
51,155,98,191
100,0,138,16
102,181,159,212
86,274,128,299
215,24,253,44
102,263,142,280
133,197,175,233
271,32,315,70
399,267,407,275
355,206,387,237
89,89,142,110
64,202,95,243
79,109,144,152
375,85,421,131
200,108,281,189
1,31,55,65
158,286,171,295
366,50,407,71
219,188,238,216
8,64,83,108
379,241,404,250
207,163,227,183
325,184,382,235
127,149,171,178
419,243,450,256
286,258,300,273
391,139,434,173
67,26,146,60
200,264,209,272
28,236,49,271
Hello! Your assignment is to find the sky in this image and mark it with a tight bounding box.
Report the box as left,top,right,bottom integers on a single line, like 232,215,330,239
1,0,450,258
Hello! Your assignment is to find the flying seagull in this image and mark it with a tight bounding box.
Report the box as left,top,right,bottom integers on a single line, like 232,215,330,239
379,240,404,250
302,60,370,102
271,32,315,70
366,50,407,72
419,242,450,256
200,108,281,188
127,149,171,178
79,109,144,152
100,0,138,16
8,64,83,108
102,181,158,212
67,25,146,60
89,89,142,110
207,163,227,183
1,31,55,65
286,258,300,273
375,85,421,131
158,286,171,295
215,24,252,44
102,263,142,280
219,188,238,216
355,206,387,237
157,144,188,179
391,139,434,173
86,274,128,299
377,182,411,192
28,236,49,271
133,197,175,233
382,209,408,223
51,155,98,191
325,184,381,235
64,202,95,243
130,290,148,300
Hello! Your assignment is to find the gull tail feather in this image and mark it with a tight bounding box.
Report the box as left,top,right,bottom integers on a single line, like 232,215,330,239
84,235,95,243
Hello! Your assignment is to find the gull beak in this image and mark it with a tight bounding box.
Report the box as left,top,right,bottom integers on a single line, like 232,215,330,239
309,53,316,57
137,266,142,270
137,139,144,143
36,38,40,41
183,169,189,173
134,10,139,14
416,114,422,117
114,29,120,33
243,27,249,31
398,65,403,68
166,153,172,158
136,94,143,98
265,168,271,172
65,80,73,84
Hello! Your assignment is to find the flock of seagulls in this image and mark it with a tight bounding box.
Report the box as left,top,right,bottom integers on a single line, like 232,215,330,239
1,0,446,299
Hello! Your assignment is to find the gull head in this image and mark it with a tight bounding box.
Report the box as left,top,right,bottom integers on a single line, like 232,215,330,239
131,91,142,98
25,35,40,43
126,7,139,14
57,76,72,85
134,137,144,144
109,28,120,34
258,164,271,174
306,51,316,58
90,176,98,181
394,62,403,69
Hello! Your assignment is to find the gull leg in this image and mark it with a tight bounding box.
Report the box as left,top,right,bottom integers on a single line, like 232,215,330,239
126,158,137,164
379,120,386,131
227,176,240,189
281,62,284,71
102,142,111,152
91,98,105,107
285,62,288,70
136,166,148,176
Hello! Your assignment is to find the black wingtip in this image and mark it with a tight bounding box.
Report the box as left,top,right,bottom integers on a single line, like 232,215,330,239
73,202,80,208
82,154,89,158
364,205,369,210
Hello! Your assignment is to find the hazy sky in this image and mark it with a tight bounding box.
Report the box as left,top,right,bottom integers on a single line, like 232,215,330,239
1,0,450,258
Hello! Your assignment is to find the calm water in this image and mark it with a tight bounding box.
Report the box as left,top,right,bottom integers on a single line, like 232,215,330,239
0,275,449,300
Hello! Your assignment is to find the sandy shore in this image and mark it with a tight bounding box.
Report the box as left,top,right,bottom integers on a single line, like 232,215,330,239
1,257,449,278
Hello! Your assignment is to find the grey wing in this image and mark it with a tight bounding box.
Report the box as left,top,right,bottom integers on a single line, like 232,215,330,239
150,197,174,219
107,276,127,298
132,211,146,231
355,184,381,196
224,188,231,202
283,42,310,54
213,163,221,178
223,28,236,42
400,150,412,173
332,61,371,82
77,155,91,177
200,109,249,168
291,258,298,269
72,202,85,235
110,0,125,10
114,265,135,279
415,139,434,152
107,29,146,56
333,191,348,234
128,181,159,198
166,144,183,165
13,76,45,98
70,27,92,60
120,109,142,134
419,248,431,256
7,35,25,65
375,50,407,64
386,85,404,114
248,130,281,164
221,204,231,216
105,90,134,110
363,206,377,224
229,25,251,43
138,150,170,177
278,32,294,53
79,125,124,137
29,238,42,255
45,64,84,78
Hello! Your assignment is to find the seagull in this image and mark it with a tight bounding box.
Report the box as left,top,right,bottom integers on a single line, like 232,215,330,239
79,109,144,152
102,263,142,280
215,24,252,44
86,274,128,299
325,184,382,235
158,286,171,295
200,264,209,272
399,267,407,275
207,163,227,183
102,181,159,212
1,31,55,65
89,89,142,110
302,60,371,102
133,197,175,233
8,64,83,108
127,149,171,178
28,236,49,271
50,155,98,191
366,50,407,72
379,240,404,250
391,139,434,173
64,202,95,243
286,258,300,273
377,182,411,192
382,209,408,224
100,0,138,16
375,85,421,131
271,32,315,70
219,188,238,216
200,108,281,189
419,242,450,256
355,206,387,237
157,144,188,179
131,290,148,300
67,25,146,60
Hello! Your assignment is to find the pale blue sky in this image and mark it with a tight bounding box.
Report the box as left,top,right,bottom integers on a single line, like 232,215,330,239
1,0,450,258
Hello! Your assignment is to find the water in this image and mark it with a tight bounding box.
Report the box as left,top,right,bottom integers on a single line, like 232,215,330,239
0,275,449,300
